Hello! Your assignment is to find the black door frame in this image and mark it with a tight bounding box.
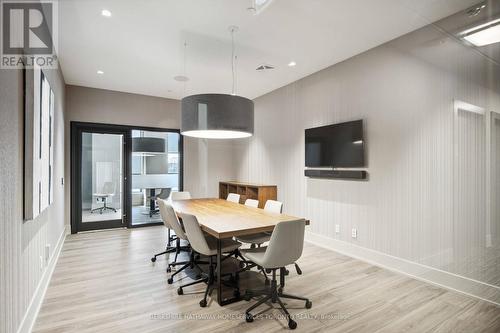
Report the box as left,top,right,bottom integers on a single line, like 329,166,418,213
70,121,184,234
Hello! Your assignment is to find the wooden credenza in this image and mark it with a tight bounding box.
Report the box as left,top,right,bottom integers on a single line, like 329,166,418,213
219,181,277,208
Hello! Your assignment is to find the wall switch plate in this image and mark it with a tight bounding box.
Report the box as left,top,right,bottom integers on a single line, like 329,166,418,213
335,224,340,233
351,228,357,238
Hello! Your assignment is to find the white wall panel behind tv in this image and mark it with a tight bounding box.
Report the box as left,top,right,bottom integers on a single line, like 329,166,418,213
234,22,500,303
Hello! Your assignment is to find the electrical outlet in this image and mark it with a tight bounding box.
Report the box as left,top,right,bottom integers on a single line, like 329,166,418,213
351,228,357,239
335,224,340,233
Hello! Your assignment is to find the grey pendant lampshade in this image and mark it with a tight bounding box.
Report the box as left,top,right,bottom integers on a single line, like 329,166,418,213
132,137,166,155
181,93,254,139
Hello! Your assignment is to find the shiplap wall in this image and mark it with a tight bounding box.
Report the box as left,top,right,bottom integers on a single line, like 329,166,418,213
234,23,500,292
0,67,66,333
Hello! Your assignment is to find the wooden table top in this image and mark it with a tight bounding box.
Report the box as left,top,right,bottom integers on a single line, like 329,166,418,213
170,198,309,239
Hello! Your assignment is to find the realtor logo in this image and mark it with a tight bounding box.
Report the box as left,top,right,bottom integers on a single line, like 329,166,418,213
1,0,58,68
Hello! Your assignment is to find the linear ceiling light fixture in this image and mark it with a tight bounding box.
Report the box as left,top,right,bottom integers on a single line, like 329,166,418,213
248,0,274,15
181,26,254,139
460,18,500,47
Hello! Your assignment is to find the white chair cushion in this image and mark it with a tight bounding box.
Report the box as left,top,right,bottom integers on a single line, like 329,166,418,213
241,246,267,267
204,235,241,256
236,232,271,245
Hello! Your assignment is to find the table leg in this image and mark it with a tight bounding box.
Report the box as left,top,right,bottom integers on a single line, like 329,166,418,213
149,189,156,217
280,267,285,290
216,238,222,305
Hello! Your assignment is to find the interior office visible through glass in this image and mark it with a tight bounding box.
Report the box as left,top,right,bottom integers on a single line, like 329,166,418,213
81,132,123,224
131,130,180,225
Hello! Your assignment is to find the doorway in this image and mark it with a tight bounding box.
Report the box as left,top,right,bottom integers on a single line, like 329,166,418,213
71,122,183,233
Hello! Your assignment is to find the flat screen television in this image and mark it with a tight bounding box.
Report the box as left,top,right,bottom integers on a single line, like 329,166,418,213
305,120,365,168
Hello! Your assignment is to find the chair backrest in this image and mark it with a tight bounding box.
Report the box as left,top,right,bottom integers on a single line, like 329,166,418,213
102,182,115,195
244,198,259,208
157,199,187,240
170,191,191,201
262,219,306,269
264,200,282,213
227,193,240,203
178,213,212,256
157,188,172,200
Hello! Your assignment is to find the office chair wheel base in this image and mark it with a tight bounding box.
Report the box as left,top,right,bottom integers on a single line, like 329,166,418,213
151,257,156,263
305,300,312,309
166,267,171,273
199,299,207,307
288,319,297,329
167,278,173,284
177,288,183,295
245,313,254,323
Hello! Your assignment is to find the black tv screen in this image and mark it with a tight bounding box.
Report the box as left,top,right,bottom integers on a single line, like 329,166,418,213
305,120,365,168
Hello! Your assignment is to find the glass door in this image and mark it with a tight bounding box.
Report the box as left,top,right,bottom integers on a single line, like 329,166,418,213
72,124,128,232
131,129,181,226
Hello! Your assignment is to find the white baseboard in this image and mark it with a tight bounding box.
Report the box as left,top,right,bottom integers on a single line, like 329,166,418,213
305,231,500,306
17,226,67,333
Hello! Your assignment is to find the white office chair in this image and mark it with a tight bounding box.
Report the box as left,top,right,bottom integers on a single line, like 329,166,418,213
242,219,311,329
244,198,259,208
170,191,192,201
177,213,241,307
227,193,241,203
156,200,207,283
91,181,117,214
236,200,283,246
150,199,189,264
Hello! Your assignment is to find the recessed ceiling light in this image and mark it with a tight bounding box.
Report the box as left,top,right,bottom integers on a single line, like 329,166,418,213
101,9,112,17
97,70,104,75
460,18,500,47
288,61,297,67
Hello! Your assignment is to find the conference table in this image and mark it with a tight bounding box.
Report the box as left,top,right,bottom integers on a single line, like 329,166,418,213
170,198,310,306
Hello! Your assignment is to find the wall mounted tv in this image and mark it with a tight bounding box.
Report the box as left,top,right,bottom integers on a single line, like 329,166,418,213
305,120,365,168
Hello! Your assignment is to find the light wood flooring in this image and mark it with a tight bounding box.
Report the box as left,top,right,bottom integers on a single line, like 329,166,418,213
33,226,500,333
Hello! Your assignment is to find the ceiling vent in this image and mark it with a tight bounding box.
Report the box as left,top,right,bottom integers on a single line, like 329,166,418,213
256,64,275,71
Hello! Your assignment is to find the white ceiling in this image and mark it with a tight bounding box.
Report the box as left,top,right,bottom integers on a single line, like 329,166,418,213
58,0,479,100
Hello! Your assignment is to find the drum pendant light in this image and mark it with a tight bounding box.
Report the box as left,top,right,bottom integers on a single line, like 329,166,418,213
181,26,254,139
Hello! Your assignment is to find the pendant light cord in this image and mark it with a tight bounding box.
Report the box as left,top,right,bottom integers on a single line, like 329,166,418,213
183,41,187,96
231,27,237,95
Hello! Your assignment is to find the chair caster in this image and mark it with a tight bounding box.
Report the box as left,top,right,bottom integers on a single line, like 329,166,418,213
306,300,312,309
167,278,173,284
284,269,290,276
166,267,171,273
177,288,183,295
245,313,254,323
243,291,252,301
288,319,297,329
199,299,207,307
151,257,156,263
